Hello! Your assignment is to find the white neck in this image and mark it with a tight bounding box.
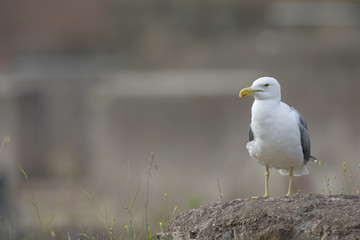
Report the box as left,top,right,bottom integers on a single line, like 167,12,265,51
251,99,281,123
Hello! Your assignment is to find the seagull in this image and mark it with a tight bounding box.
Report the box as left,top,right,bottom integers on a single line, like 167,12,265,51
239,77,316,197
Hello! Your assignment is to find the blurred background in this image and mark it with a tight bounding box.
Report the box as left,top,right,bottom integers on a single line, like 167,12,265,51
1,0,360,238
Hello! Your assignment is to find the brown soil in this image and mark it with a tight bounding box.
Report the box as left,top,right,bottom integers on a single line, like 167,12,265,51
162,194,360,240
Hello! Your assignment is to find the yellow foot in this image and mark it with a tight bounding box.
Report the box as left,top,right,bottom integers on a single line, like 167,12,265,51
286,193,291,196
251,194,269,199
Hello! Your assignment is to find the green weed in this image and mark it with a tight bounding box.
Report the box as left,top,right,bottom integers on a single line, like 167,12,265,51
9,138,175,239
144,152,155,237
16,160,55,235
159,192,177,237
124,161,141,240
81,188,116,240
319,160,360,196
319,161,334,195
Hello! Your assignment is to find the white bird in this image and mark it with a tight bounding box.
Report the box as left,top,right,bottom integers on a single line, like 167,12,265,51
239,77,316,197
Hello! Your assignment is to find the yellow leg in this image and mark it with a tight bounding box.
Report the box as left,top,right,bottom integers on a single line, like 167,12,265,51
263,165,270,197
286,167,294,196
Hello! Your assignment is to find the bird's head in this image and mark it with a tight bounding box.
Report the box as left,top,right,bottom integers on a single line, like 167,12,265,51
239,77,281,100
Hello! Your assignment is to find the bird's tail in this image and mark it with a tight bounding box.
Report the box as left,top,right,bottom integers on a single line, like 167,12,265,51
309,155,317,162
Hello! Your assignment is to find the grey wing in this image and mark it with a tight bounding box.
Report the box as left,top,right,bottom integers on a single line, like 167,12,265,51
299,122,311,164
292,107,313,164
249,124,254,142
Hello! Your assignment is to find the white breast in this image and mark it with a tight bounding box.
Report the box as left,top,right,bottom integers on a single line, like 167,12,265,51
247,101,304,171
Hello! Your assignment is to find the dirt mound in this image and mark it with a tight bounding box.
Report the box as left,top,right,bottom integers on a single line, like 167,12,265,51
165,194,360,240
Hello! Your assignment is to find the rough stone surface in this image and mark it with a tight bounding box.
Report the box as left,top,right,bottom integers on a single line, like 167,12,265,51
165,194,360,240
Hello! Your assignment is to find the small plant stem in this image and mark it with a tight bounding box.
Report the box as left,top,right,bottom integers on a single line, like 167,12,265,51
124,162,139,240
81,188,113,240
145,152,155,235
217,178,223,203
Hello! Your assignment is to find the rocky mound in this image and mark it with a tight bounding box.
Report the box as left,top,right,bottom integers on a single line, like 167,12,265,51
165,194,360,240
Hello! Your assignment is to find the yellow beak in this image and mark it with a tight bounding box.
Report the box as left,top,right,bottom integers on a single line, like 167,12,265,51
239,87,263,98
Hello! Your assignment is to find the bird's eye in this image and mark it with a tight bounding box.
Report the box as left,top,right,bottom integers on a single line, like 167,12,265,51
264,83,269,87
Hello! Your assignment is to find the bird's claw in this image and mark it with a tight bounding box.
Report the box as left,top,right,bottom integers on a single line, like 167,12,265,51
250,194,269,199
